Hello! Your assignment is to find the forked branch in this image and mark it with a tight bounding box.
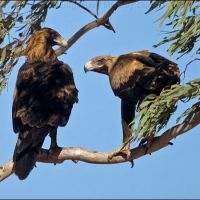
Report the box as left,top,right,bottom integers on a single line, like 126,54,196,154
1,110,200,182
55,0,139,56
3,1,138,59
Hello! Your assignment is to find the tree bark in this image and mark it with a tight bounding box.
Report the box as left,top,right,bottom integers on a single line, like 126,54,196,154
1,110,199,182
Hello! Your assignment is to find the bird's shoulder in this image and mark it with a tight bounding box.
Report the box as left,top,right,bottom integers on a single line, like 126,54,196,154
109,50,180,91
109,51,154,92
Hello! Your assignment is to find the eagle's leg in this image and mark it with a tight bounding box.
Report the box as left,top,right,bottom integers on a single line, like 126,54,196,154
108,131,132,161
108,99,135,166
117,98,134,160
49,128,59,152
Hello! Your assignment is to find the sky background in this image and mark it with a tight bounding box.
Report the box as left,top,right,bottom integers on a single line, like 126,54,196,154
0,1,200,199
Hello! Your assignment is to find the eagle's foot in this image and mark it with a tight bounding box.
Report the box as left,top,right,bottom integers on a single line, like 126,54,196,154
108,147,134,167
108,147,131,160
48,144,60,165
49,144,60,154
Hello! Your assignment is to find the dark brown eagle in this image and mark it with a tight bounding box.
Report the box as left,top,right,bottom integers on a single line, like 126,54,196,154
13,28,78,180
84,50,180,158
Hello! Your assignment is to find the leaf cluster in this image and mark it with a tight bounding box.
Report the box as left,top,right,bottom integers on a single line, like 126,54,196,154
132,78,200,143
146,1,200,58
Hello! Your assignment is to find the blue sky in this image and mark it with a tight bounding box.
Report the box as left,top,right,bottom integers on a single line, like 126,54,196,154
0,1,200,199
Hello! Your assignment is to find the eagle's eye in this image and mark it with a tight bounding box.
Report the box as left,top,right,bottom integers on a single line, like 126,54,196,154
96,59,105,65
51,32,60,40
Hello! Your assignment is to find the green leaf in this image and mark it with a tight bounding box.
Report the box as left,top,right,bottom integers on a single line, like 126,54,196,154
148,1,200,57
0,48,7,63
145,1,164,14
50,0,58,8
17,16,23,23
131,77,200,143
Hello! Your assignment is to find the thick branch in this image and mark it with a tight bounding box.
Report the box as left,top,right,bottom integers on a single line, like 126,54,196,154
1,110,200,182
55,0,139,56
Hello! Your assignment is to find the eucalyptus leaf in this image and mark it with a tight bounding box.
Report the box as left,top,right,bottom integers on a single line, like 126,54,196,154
0,48,7,63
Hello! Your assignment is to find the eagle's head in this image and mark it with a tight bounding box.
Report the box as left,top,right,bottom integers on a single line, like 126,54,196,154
84,56,117,75
33,28,68,47
25,28,68,63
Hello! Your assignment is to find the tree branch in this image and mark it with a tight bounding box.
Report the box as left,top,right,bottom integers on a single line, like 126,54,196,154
65,0,98,19
55,0,139,56
1,110,200,182
181,58,200,81
3,1,138,60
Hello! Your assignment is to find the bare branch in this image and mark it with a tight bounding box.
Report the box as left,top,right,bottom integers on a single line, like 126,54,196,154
181,58,200,81
1,1,138,62
65,0,98,19
55,0,139,56
1,110,200,182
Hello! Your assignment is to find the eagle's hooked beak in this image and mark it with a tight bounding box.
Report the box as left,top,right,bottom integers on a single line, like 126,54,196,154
53,36,68,47
84,59,108,75
84,61,94,73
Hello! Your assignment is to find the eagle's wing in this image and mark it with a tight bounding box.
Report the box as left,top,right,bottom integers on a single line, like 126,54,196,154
109,51,180,99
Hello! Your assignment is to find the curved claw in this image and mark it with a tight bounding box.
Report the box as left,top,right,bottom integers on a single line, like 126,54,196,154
72,160,79,164
130,160,134,168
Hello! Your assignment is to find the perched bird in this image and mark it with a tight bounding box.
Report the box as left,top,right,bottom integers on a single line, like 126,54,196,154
84,50,180,159
12,28,78,180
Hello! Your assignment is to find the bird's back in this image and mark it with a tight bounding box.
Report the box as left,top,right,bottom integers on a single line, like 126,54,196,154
109,51,180,100
12,60,78,133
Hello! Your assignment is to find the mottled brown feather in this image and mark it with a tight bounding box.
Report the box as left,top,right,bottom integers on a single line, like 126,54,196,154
25,29,57,63
108,51,180,99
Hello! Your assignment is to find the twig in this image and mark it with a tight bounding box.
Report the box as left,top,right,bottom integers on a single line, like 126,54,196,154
1,110,200,182
181,58,200,82
96,0,100,16
55,0,139,56
65,0,98,19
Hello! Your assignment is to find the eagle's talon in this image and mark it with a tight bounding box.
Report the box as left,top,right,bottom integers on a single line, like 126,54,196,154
72,160,79,164
130,160,134,168
108,147,131,161
48,144,60,156
168,142,173,145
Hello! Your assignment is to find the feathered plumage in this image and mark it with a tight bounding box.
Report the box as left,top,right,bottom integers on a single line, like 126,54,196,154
84,50,180,158
13,28,78,180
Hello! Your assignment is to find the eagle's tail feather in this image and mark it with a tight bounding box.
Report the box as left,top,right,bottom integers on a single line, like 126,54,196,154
13,128,46,180
14,142,37,180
